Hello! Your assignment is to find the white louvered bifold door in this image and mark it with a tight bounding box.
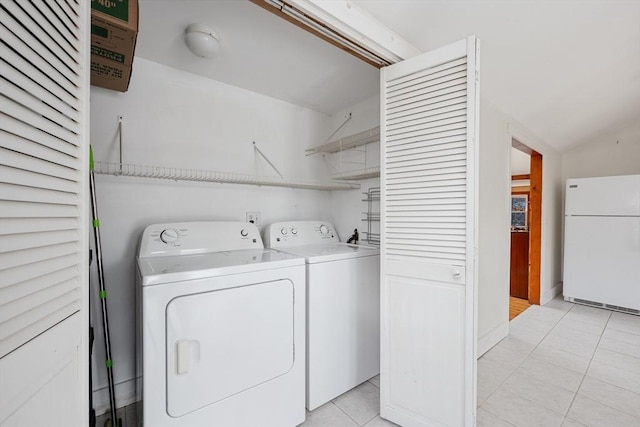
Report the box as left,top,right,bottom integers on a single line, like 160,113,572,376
380,36,479,427
0,0,89,425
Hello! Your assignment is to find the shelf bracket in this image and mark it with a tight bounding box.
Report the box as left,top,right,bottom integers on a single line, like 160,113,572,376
253,141,285,179
117,115,124,174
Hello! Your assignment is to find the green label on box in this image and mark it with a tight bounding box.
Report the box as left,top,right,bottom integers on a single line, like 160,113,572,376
91,24,108,38
91,45,125,63
92,0,129,22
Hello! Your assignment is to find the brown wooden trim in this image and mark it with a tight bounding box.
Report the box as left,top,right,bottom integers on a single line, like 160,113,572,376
528,151,542,305
512,174,530,181
249,0,382,69
511,186,530,194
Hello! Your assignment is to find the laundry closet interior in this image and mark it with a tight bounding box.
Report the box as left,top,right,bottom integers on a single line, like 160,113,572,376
89,0,385,417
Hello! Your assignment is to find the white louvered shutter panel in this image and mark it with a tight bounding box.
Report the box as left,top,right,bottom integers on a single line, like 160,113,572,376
380,37,479,427
0,0,89,425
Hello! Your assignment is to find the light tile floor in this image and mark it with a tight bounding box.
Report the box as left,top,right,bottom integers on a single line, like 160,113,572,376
478,296,640,427
97,297,639,427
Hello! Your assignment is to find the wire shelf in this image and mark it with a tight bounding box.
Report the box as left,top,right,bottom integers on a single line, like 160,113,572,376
306,126,380,155
93,162,360,191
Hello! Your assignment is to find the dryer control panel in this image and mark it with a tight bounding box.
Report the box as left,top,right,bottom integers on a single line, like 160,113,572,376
264,221,339,248
138,222,263,258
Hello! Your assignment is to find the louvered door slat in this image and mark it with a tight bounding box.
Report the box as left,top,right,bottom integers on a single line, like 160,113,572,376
2,78,79,133
1,5,79,87
0,266,77,306
0,290,79,356
387,57,468,89
10,0,79,64
387,70,467,102
387,108,466,132
387,94,467,121
1,113,79,157
0,201,79,218
40,0,78,40
29,2,79,62
1,148,79,181
1,131,78,170
1,62,79,122
0,218,78,235
0,22,77,98
0,277,77,322
1,242,78,270
0,183,78,206
0,254,78,290
0,166,78,194
1,95,79,146
387,79,467,110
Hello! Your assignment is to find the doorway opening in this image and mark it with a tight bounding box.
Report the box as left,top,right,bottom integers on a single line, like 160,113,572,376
510,139,542,318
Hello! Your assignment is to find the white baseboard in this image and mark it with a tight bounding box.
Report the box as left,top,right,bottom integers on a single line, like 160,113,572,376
541,281,563,305
477,320,509,358
92,377,139,414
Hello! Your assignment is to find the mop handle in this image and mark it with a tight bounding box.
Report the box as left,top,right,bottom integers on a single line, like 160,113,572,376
90,146,119,427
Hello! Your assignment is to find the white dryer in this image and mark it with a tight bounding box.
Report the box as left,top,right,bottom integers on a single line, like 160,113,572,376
136,222,305,427
264,221,380,410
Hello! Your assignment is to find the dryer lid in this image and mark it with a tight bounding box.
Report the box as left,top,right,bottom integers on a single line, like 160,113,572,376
137,249,303,286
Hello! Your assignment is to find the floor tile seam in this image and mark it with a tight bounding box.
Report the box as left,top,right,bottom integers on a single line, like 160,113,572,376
515,365,582,396
476,406,517,427
572,393,640,421
546,329,602,347
599,334,640,349
527,348,590,375
359,412,380,426
537,340,596,361
593,347,640,367
553,321,606,336
330,399,373,427
479,336,541,409
585,368,640,396
564,316,609,417
606,325,640,337
367,379,380,389
483,387,568,419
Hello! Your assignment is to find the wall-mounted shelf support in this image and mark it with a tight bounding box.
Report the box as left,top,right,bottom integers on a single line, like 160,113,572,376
253,141,284,179
93,161,360,191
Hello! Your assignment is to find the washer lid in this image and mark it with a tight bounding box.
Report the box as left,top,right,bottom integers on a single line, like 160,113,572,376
278,243,380,263
137,249,304,286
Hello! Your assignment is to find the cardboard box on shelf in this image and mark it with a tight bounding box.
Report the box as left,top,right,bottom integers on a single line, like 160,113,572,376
90,0,138,92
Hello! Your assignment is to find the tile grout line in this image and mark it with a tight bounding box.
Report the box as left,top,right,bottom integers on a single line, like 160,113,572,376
563,307,614,420
480,302,573,409
479,302,576,425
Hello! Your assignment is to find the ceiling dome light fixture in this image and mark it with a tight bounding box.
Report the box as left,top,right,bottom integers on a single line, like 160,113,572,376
184,23,220,59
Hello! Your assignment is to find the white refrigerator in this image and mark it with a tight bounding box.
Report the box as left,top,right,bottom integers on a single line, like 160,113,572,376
563,174,640,314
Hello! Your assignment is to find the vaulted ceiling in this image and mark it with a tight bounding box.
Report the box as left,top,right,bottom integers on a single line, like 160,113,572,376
135,0,640,153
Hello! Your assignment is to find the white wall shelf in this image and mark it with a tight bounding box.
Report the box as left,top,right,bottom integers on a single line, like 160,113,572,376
331,166,380,181
93,161,360,191
306,126,380,155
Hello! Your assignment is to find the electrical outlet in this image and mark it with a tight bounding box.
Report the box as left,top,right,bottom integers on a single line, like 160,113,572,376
246,211,261,227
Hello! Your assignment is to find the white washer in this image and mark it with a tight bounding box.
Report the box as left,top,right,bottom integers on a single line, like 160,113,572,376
264,221,380,410
136,222,305,427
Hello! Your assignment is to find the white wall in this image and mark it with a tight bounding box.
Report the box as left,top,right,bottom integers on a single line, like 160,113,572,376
89,58,338,410
562,122,640,181
477,98,512,356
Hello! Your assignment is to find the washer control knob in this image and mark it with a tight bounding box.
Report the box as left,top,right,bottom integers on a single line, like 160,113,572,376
280,227,288,235
291,227,298,235
160,229,179,244
319,224,329,235
240,229,248,237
